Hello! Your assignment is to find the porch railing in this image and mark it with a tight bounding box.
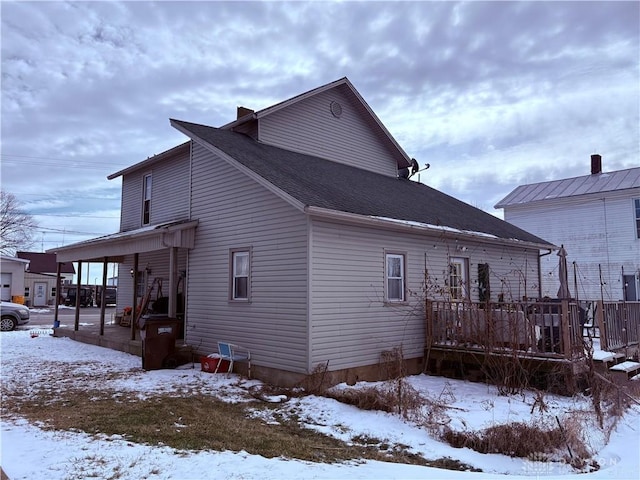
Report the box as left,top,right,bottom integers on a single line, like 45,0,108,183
425,300,585,359
597,301,640,354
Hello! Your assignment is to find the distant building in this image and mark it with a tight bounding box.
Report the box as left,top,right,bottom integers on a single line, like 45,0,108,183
17,252,75,306
496,155,640,301
0,255,30,303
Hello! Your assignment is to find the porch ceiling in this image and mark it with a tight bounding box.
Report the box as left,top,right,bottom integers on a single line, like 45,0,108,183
46,220,198,263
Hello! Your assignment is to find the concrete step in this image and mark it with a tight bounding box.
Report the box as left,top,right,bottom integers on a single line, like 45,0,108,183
609,361,640,383
593,351,625,368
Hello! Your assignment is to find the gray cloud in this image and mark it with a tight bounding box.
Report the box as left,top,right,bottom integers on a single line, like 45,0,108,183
1,1,638,250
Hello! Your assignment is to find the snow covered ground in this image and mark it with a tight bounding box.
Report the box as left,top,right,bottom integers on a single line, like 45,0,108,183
1,328,638,480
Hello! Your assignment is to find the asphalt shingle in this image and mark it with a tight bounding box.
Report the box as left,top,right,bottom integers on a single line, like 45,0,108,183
172,119,552,247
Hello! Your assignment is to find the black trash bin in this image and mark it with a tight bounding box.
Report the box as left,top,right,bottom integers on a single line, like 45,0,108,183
138,314,180,370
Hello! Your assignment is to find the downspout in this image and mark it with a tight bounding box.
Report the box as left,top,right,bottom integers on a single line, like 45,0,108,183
538,249,553,300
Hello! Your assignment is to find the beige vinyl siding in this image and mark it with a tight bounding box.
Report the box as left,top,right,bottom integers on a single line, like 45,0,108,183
504,189,640,300
309,219,541,370
186,142,309,372
259,88,399,177
119,149,191,232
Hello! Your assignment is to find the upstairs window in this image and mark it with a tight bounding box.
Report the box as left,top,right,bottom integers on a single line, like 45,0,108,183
635,199,640,239
231,249,251,301
385,252,405,302
142,174,152,225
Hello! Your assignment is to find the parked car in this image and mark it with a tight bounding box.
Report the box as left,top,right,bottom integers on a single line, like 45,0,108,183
95,287,117,308
1,301,30,331
65,287,93,307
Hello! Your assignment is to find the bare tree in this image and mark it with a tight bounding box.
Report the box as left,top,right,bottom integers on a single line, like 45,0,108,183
1,190,38,256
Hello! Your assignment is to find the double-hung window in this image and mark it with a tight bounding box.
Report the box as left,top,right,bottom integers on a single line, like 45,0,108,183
385,252,405,302
231,249,251,301
142,174,152,225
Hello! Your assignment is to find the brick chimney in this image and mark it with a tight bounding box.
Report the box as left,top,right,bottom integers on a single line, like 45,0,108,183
237,106,254,120
591,154,602,175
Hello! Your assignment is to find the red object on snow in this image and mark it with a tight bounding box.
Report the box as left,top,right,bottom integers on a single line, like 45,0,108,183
200,355,230,373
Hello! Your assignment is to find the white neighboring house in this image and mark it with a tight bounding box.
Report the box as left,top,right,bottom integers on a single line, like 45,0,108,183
495,155,640,301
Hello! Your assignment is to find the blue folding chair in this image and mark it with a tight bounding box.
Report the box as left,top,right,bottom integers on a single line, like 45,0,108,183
215,341,251,378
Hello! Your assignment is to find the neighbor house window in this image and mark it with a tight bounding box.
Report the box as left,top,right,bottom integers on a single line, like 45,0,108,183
51,287,56,299
385,253,405,302
635,199,640,239
231,249,251,301
142,173,152,225
449,257,469,300
24,287,30,298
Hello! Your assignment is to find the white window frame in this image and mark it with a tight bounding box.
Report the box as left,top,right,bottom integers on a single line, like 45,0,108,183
142,173,152,225
449,256,469,300
230,248,251,301
385,252,406,303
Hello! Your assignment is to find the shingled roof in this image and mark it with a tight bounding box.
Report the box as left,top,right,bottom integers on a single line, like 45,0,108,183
171,119,553,248
17,252,75,274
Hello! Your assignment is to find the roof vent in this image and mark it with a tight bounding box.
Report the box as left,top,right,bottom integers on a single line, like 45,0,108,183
329,101,342,118
591,154,602,175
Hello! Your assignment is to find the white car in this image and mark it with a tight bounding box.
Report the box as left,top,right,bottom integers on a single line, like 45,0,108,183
0,301,30,331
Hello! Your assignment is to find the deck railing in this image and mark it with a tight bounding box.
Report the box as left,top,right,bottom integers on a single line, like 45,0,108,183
597,301,640,355
425,300,585,359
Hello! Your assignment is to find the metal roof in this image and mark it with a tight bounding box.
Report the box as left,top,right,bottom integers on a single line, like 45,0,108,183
495,167,640,208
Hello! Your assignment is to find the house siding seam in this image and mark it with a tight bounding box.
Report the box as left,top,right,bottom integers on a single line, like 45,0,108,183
258,88,399,178
185,142,310,373
308,219,541,371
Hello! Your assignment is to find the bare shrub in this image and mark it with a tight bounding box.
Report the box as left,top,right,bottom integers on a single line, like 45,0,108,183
440,419,589,464
380,346,405,380
299,361,331,395
479,353,531,395
327,379,424,420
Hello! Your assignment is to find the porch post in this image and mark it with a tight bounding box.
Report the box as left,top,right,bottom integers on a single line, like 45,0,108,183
99,257,108,336
168,247,177,318
74,261,82,331
131,253,139,341
53,262,61,328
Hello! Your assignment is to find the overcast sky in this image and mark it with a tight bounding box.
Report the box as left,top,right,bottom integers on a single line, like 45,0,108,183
2,1,639,255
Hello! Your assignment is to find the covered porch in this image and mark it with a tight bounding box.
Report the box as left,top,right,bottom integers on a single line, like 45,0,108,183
47,220,198,343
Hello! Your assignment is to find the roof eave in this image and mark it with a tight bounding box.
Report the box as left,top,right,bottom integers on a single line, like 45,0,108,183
304,206,557,251
107,142,191,180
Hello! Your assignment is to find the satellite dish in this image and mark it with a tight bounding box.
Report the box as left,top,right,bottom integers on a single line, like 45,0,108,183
410,158,419,176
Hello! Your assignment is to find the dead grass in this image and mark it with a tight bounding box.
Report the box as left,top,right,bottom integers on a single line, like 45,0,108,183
1,383,471,469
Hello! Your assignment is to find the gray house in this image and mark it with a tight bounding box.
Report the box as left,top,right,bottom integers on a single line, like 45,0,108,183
49,78,554,385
